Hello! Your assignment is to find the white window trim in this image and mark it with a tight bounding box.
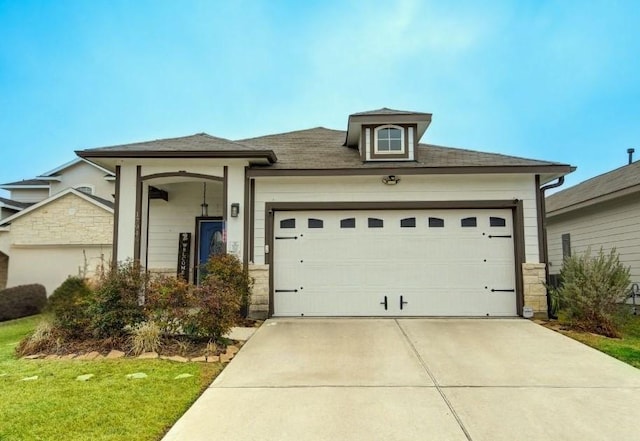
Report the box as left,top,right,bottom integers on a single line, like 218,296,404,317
374,125,405,155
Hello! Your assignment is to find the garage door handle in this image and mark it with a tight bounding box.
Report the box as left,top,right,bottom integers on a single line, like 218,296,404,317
380,296,387,310
275,236,298,240
491,289,515,292
275,289,298,293
488,235,512,238
400,295,408,310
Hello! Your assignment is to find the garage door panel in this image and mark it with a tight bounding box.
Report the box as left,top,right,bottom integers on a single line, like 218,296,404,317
274,209,517,317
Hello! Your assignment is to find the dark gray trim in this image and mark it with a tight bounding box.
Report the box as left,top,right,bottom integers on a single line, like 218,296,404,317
141,171,223,182
535,175,545,263
243,167,250,269
265,199,526,318
223,166,228,253
247,165,574,178
133,166,142,262
77,149,277,163
513,199,526,316
250,179,255,263
112,165,121,269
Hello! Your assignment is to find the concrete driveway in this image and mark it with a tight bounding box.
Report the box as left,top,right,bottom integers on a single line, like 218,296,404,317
163,319,640,441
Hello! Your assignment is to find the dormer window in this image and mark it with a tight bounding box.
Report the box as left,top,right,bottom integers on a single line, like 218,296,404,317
375,126,404,153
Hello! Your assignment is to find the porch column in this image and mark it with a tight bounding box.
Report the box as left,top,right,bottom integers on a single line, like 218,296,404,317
115,164,139,263
226,165,245,260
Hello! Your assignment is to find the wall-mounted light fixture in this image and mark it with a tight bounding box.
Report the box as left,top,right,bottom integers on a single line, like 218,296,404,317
382,175,400,185
230,203,240,217
200,182,209,216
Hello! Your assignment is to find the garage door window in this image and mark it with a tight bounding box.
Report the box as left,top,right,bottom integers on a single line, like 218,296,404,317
461,217,477,227
308,218,324,228
368,218,384,228
428,217,444,228
340,218,356,228
280,218,296,228
490,217,506,227
400,217,416,228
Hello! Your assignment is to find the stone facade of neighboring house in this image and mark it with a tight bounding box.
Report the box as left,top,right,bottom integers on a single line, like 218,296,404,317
0,159,115,292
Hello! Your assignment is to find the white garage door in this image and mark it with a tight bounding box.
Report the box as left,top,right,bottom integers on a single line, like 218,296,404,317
273,209,517,317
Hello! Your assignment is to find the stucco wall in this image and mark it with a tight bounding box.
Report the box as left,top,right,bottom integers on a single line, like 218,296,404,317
49,161,115,201
547,194,640,283
9,188,49,203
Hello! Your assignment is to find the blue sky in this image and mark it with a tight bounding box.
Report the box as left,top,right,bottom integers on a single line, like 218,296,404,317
1,0,639,197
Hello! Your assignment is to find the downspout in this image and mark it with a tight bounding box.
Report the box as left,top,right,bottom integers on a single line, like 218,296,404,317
539,176,565,319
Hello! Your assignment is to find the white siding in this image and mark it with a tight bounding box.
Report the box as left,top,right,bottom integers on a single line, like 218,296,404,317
253,174,540,265
146,181,223,273
547,195,640,282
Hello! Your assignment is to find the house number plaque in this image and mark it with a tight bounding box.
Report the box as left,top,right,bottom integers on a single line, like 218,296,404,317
177,232,191,280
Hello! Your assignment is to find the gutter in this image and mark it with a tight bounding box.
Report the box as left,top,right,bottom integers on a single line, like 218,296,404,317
539,176,565,319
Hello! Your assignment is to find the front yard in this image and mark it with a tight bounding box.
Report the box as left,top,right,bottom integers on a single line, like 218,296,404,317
558,313,640,369
0,316,222,441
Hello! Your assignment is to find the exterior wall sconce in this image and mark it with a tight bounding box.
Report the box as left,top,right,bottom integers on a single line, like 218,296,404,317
382,175,400,185
230,203,240,217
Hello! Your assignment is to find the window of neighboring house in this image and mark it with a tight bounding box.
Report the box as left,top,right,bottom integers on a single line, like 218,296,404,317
76,186,93,195
375,125,404,153
561,233,571,258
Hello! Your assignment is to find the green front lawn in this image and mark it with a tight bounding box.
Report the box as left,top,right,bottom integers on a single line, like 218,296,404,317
562,314,640,369
0,316,222,441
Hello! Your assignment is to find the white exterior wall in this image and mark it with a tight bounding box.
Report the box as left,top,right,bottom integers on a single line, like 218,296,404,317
115,165,138,262
253,174,540,265
146,181,223,272
49,161,115,200
226,166,246,258
547,195,640,282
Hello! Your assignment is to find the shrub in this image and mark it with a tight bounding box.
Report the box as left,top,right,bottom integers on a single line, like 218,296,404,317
557,248,631,337
204,253,253,317
89,260,146,338
186,275,242,340
0,284,47,322
129,321,161,355
16,320,63,356
46,277,93,338
144,275,194,334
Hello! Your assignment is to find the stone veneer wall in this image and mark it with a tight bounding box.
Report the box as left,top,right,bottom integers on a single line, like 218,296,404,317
0,253,7,289
248,264,269,319
523,263,547,318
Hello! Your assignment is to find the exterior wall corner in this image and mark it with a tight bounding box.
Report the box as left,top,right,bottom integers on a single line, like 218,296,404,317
248,263,269,319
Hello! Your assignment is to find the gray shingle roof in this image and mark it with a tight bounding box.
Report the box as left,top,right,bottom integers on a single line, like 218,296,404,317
238,127,567,170
0,178,49,187
85,194,115,209
546,160,640,213
0,197,33,209
79,133,271,153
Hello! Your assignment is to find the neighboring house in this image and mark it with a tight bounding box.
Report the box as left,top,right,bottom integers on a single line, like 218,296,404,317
546,158,640,285
0,158,116,292
77,108,573,319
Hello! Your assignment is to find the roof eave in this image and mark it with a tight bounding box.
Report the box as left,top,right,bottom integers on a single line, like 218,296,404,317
76,149,278,163
248,164,575,177
547,182,640,218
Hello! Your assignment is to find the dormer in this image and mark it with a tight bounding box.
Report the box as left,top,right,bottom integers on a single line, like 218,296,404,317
345,108,432,162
